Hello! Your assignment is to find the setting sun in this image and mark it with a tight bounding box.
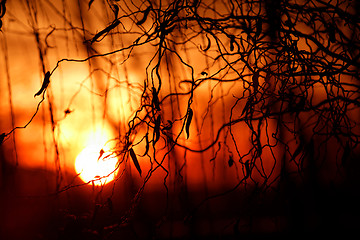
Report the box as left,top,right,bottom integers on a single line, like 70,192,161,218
75,144,118,186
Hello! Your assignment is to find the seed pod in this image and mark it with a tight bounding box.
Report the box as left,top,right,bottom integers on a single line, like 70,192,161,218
136,6,151,25
129,148,142,176
34,71,51,97
185,108,193,139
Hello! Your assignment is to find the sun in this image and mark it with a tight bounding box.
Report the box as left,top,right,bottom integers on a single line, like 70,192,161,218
75,144,118,186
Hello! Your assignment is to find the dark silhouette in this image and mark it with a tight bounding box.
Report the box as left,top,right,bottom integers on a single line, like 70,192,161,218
1,0,359,239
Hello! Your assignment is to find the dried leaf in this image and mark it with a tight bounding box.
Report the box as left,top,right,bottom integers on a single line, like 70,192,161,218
201,34,211,51
154,115,161,144
244,160,251,179
252,71,259,92
0,0,6,18
34,71,50,97
133,37,141,44
185,108,193,139
291,142,304,161
91,19,120,43
241,96,253,117
162,120,173,130
64,108,72,115
164,24,176,35
141,133,149,157
129,148,142,176
228,156,234,167
112,4,119,19
0,133,5,145
152,87,161,111
136,6,151,25
88,0,95,10
230,41,234,52
256,137,262,157
98,149,104,161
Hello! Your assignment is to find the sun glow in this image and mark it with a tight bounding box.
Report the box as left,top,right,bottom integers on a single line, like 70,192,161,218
75,144,118,186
